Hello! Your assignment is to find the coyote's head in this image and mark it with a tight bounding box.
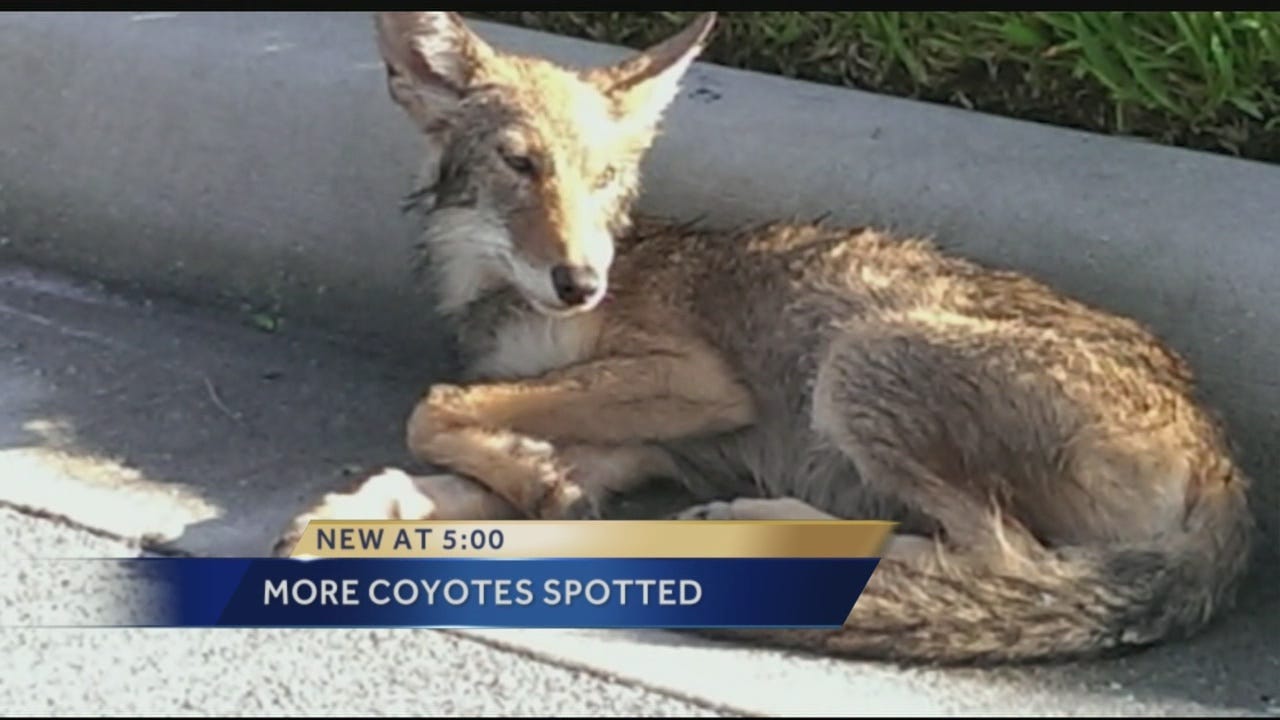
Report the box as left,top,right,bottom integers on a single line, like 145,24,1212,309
376,12,715,316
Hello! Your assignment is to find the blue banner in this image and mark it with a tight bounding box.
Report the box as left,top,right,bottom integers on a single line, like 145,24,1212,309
121,557,879,629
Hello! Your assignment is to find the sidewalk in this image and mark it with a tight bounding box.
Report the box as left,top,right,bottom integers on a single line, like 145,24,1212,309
2,262,1276,716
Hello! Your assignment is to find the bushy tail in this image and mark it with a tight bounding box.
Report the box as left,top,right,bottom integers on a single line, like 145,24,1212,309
706,479,1254,666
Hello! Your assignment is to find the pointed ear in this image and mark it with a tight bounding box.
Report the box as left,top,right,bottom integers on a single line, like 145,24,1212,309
586,12,716,134
374,12,498,131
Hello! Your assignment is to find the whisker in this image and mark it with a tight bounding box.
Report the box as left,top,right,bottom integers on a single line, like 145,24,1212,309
420,238,513,254
400,186,436,214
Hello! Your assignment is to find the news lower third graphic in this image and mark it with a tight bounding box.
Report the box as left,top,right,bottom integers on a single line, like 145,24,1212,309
46,521,893,630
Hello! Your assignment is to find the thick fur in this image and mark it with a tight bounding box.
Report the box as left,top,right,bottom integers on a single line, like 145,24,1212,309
274,12,1255,666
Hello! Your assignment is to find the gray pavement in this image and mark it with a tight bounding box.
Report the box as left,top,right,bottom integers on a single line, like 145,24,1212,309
2,263,1277,717
1,507,730,716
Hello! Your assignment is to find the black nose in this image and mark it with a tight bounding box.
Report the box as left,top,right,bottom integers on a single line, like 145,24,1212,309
550,264,600,307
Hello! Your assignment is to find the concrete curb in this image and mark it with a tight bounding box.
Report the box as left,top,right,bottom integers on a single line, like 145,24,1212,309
1,12,1277,547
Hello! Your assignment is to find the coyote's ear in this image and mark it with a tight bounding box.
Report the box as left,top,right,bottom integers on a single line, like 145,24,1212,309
374,12,497,131
587,12,716,135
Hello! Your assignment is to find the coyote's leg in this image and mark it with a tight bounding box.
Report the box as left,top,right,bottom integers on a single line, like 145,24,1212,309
407,352,752,517
409,352,755,447
273,439,679,556
675,496,841,521
675,496,936,562
412,426,679,519
271,469,520,557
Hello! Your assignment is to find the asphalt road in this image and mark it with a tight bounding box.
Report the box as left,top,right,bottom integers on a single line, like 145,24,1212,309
1,507,734,716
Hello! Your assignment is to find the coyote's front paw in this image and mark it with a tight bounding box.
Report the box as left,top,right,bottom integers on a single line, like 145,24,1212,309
672,500,736,521
407,384,480,456
425,383,477,425
270,468,517,557
672,497,842,522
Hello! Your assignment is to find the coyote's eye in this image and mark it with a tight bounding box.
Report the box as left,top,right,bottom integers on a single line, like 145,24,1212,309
595,166,618,190
499,148,538,178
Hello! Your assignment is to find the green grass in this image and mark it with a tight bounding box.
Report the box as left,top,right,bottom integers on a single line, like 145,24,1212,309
476,12,1280,163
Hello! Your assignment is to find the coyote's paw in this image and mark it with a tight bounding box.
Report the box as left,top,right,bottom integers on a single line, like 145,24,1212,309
670,497,935,562
672,497,841,522
424,383,476,427
406,384,482,459
270,468,516,557
672,500,736,521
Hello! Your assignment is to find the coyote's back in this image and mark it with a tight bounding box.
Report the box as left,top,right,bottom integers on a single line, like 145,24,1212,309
622,220,1256,663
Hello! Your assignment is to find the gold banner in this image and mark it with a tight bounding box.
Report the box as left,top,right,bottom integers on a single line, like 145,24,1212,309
289,520,894,559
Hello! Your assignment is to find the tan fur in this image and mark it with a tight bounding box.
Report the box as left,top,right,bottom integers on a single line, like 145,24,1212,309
274,12,1257,666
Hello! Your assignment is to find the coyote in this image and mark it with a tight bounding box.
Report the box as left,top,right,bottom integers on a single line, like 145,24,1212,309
274,12,1255,665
